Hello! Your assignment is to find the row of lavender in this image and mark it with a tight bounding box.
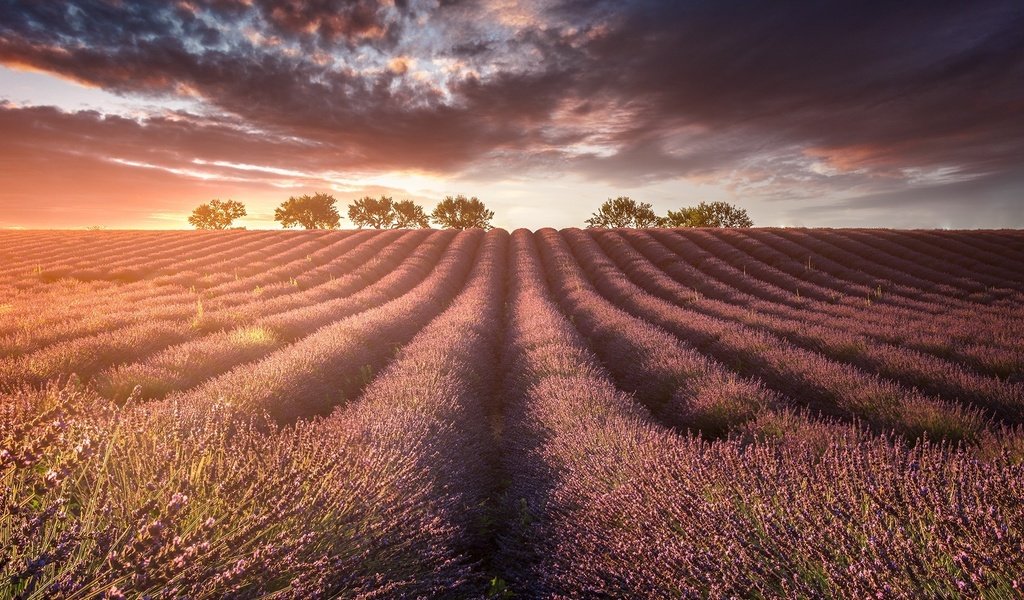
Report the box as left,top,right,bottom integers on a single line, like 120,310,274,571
497,229,1023,596
2,228,1020,396
2,228,1018,343
2,230,507,596
629,229,1024,373
2,228,1018,373
2,227,1024,597
0,231,448,392
0,230,373,355
556,229,1022,438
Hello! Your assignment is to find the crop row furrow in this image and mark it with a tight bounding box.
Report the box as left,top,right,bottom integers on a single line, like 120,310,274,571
82,230,294,277
4,228,1024,598
496,227,663,593
685,228,1019,317
745,225,1024,327
773,228,1024,316
163,234,337,292
0,230,387,357
596,231,1024,422
531,230,778,435
0,231,296,328
634,230,1024,378
754,228,1024,322
3,230,285,293
757,228,986,304
670,229,1024,349
790,228,1024,314
191,230,431,327
669,228,1001,316
0,230,434,391
0,234,401,378
0,230,189,280
130,232,321,290
0,229,376,352
199,233,358,295
138,229,482,427
647,228,1011,346
268,227,509,593
841,229,1024,290
94,229,445,401
44,229,295,294
495,228,1024,597
733,228,989,311
944,229,1024,264
870,229,1024,287
553,228,986,440
0,231,508,597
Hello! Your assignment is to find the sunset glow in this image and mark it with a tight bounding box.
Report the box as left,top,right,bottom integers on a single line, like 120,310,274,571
1,1,1022,229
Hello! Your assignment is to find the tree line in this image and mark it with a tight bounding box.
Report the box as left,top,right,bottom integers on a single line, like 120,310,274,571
188,194,493,230
582,197,753,228
188,194,752,230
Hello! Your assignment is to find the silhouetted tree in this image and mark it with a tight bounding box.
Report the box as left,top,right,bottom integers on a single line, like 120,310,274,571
663,201,753,228
585,196,660,228
348,196,396,229
431,195,494,230
188,199,246,230
392,200,431,228
274,193,341,229
346,196,431,229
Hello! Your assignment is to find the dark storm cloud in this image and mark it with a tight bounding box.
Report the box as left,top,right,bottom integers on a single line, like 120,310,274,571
567,0,1024,179
0,0,1022,195
252,0,398,45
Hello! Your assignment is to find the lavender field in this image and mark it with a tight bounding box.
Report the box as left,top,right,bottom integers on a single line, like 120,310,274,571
2,228,1023,598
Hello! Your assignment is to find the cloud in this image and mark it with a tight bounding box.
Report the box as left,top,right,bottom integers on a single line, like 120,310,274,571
575,0,1024,178
0,0,579,172
0,102,444,228
786,170,1024,228
0,0,1022,227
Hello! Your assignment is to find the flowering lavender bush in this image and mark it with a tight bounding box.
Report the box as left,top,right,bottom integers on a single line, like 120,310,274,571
2,227,1023,598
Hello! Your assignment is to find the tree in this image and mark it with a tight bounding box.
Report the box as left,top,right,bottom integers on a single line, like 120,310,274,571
430,195,494,230
274,193,341,229
392,200,430,228
188,199,247,230
662,201,753,228
585,196,660,228
348,196,396,229
346,196,430,229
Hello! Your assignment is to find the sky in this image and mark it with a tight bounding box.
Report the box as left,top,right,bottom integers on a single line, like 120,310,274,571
0,0,1022,230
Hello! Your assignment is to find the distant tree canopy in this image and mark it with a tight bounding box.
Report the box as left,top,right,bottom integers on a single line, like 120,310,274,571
585,196,660,228
347,196,430,229
348,196,395,229
663,201,753,228
188,199,246,230
392,199,431,228
431,195,494,230
274,193,341,229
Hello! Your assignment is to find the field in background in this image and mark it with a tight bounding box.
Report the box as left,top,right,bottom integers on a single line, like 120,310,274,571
2,227,1023,598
